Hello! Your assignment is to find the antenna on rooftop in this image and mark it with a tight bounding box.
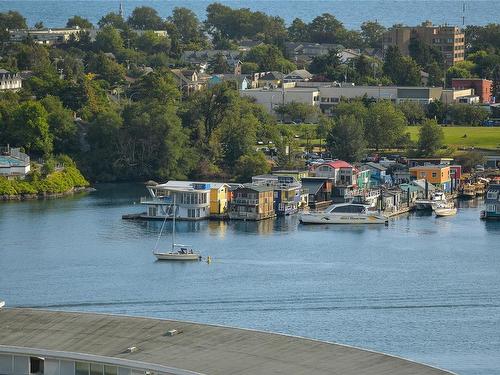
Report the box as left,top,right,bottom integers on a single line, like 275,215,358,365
462,1,466,26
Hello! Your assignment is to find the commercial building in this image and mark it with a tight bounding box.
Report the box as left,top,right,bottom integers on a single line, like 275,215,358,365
9,28,94,45
240,87,319,114
382,22,465,67
441,89,478,105
409,165,452,192
318,84,443,114
451,78,494,103
0,69,22,91
0,308,455,375
228,183,275,220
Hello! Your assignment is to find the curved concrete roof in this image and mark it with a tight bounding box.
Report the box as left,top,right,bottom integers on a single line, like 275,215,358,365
0,308,455,375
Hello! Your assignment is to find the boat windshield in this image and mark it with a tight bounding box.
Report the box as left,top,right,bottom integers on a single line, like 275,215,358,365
331,205,365,213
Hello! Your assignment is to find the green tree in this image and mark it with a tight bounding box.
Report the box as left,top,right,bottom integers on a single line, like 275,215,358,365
307,13,346,44
85,110,122,180
87,52,126,85
397,100,426,125
0,11,27,42
98,12,126,29
8,101,53,157
365,101,407,150
454,151,486,172
308,48,342,79
326,115,366,162
120,101,194,179
127,6,164,30
169,7,203,44
287,18,309,42
245,44,296,72
241,62,259,74
128,68,180,104
41,96,78,154
234,152,270,181
331,100,369,123
34,21,44,29
360,21,386,48
383,46,421,85
94,25,124,54
417,119,444,156
135,31,170,54
274,102,319,123
447,104,489,126
209,52,230,74
66,16,93,29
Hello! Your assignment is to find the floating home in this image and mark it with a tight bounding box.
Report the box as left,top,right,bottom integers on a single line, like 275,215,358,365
141,181,230,220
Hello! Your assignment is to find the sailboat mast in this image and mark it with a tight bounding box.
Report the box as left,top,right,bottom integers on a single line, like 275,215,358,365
172,194,176,251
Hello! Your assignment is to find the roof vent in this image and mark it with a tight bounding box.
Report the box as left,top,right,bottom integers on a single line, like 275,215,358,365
126,346,138,353
165,329,182,336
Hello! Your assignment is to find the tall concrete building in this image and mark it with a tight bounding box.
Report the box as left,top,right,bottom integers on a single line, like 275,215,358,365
382,22,465,67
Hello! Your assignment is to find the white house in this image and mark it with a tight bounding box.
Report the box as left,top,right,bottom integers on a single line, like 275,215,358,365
0,147,30,178
141,181,211,220
0,69,22,91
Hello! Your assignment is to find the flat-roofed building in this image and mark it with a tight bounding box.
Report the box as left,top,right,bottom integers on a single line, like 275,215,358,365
382,22,465,67
0,308,455,375
240,87,320,115
451,78,494,103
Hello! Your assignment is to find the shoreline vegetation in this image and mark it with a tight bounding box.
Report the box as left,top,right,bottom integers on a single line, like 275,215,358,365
0,164,91,201
0,5,499,186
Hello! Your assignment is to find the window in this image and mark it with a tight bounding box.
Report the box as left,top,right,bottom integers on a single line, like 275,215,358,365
104,366,117,375
432,172,437,178
420,172,426,177
30,358,44,374
91,364,104,375
487,191,498,200
76,363,90,375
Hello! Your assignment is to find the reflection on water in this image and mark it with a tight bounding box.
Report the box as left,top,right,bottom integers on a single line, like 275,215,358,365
1,183,499,375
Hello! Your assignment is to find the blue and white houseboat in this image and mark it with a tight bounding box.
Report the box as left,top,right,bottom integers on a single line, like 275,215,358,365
481,182,500,220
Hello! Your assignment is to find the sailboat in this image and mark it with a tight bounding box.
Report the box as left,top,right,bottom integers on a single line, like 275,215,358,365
153,196,202,261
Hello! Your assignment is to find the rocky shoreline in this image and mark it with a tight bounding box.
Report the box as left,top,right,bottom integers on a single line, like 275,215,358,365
0,186,96,201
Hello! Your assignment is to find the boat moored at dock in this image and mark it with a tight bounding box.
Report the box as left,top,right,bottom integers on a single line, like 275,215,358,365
299,203,388,224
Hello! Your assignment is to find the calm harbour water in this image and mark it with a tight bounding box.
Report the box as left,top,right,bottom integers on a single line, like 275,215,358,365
0,183,499,375
0,0,499,29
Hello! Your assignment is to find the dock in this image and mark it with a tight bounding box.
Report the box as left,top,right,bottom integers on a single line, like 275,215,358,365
0,308,455,375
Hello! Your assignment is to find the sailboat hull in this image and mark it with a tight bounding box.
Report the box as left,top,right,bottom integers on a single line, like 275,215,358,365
154,252,201,261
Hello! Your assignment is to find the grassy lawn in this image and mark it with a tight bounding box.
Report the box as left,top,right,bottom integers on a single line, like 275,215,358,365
277,123,500,152
407,126,500,151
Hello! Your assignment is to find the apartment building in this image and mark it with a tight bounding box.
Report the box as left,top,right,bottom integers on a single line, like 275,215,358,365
382,22,465,67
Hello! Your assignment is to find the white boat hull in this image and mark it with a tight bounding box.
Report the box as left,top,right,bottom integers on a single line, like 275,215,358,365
300,213,388,224
435,208,457,217
154,252,201,261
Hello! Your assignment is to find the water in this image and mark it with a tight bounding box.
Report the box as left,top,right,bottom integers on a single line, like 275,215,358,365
0,0,498,29
0,183,499,375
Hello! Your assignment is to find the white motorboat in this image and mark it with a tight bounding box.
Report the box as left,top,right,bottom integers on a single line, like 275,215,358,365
435,206,457,217
153,196,202,261
416,192,447,210
299,203,388,224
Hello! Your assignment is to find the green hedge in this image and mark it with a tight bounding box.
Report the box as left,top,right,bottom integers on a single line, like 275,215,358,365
0,166,89,196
